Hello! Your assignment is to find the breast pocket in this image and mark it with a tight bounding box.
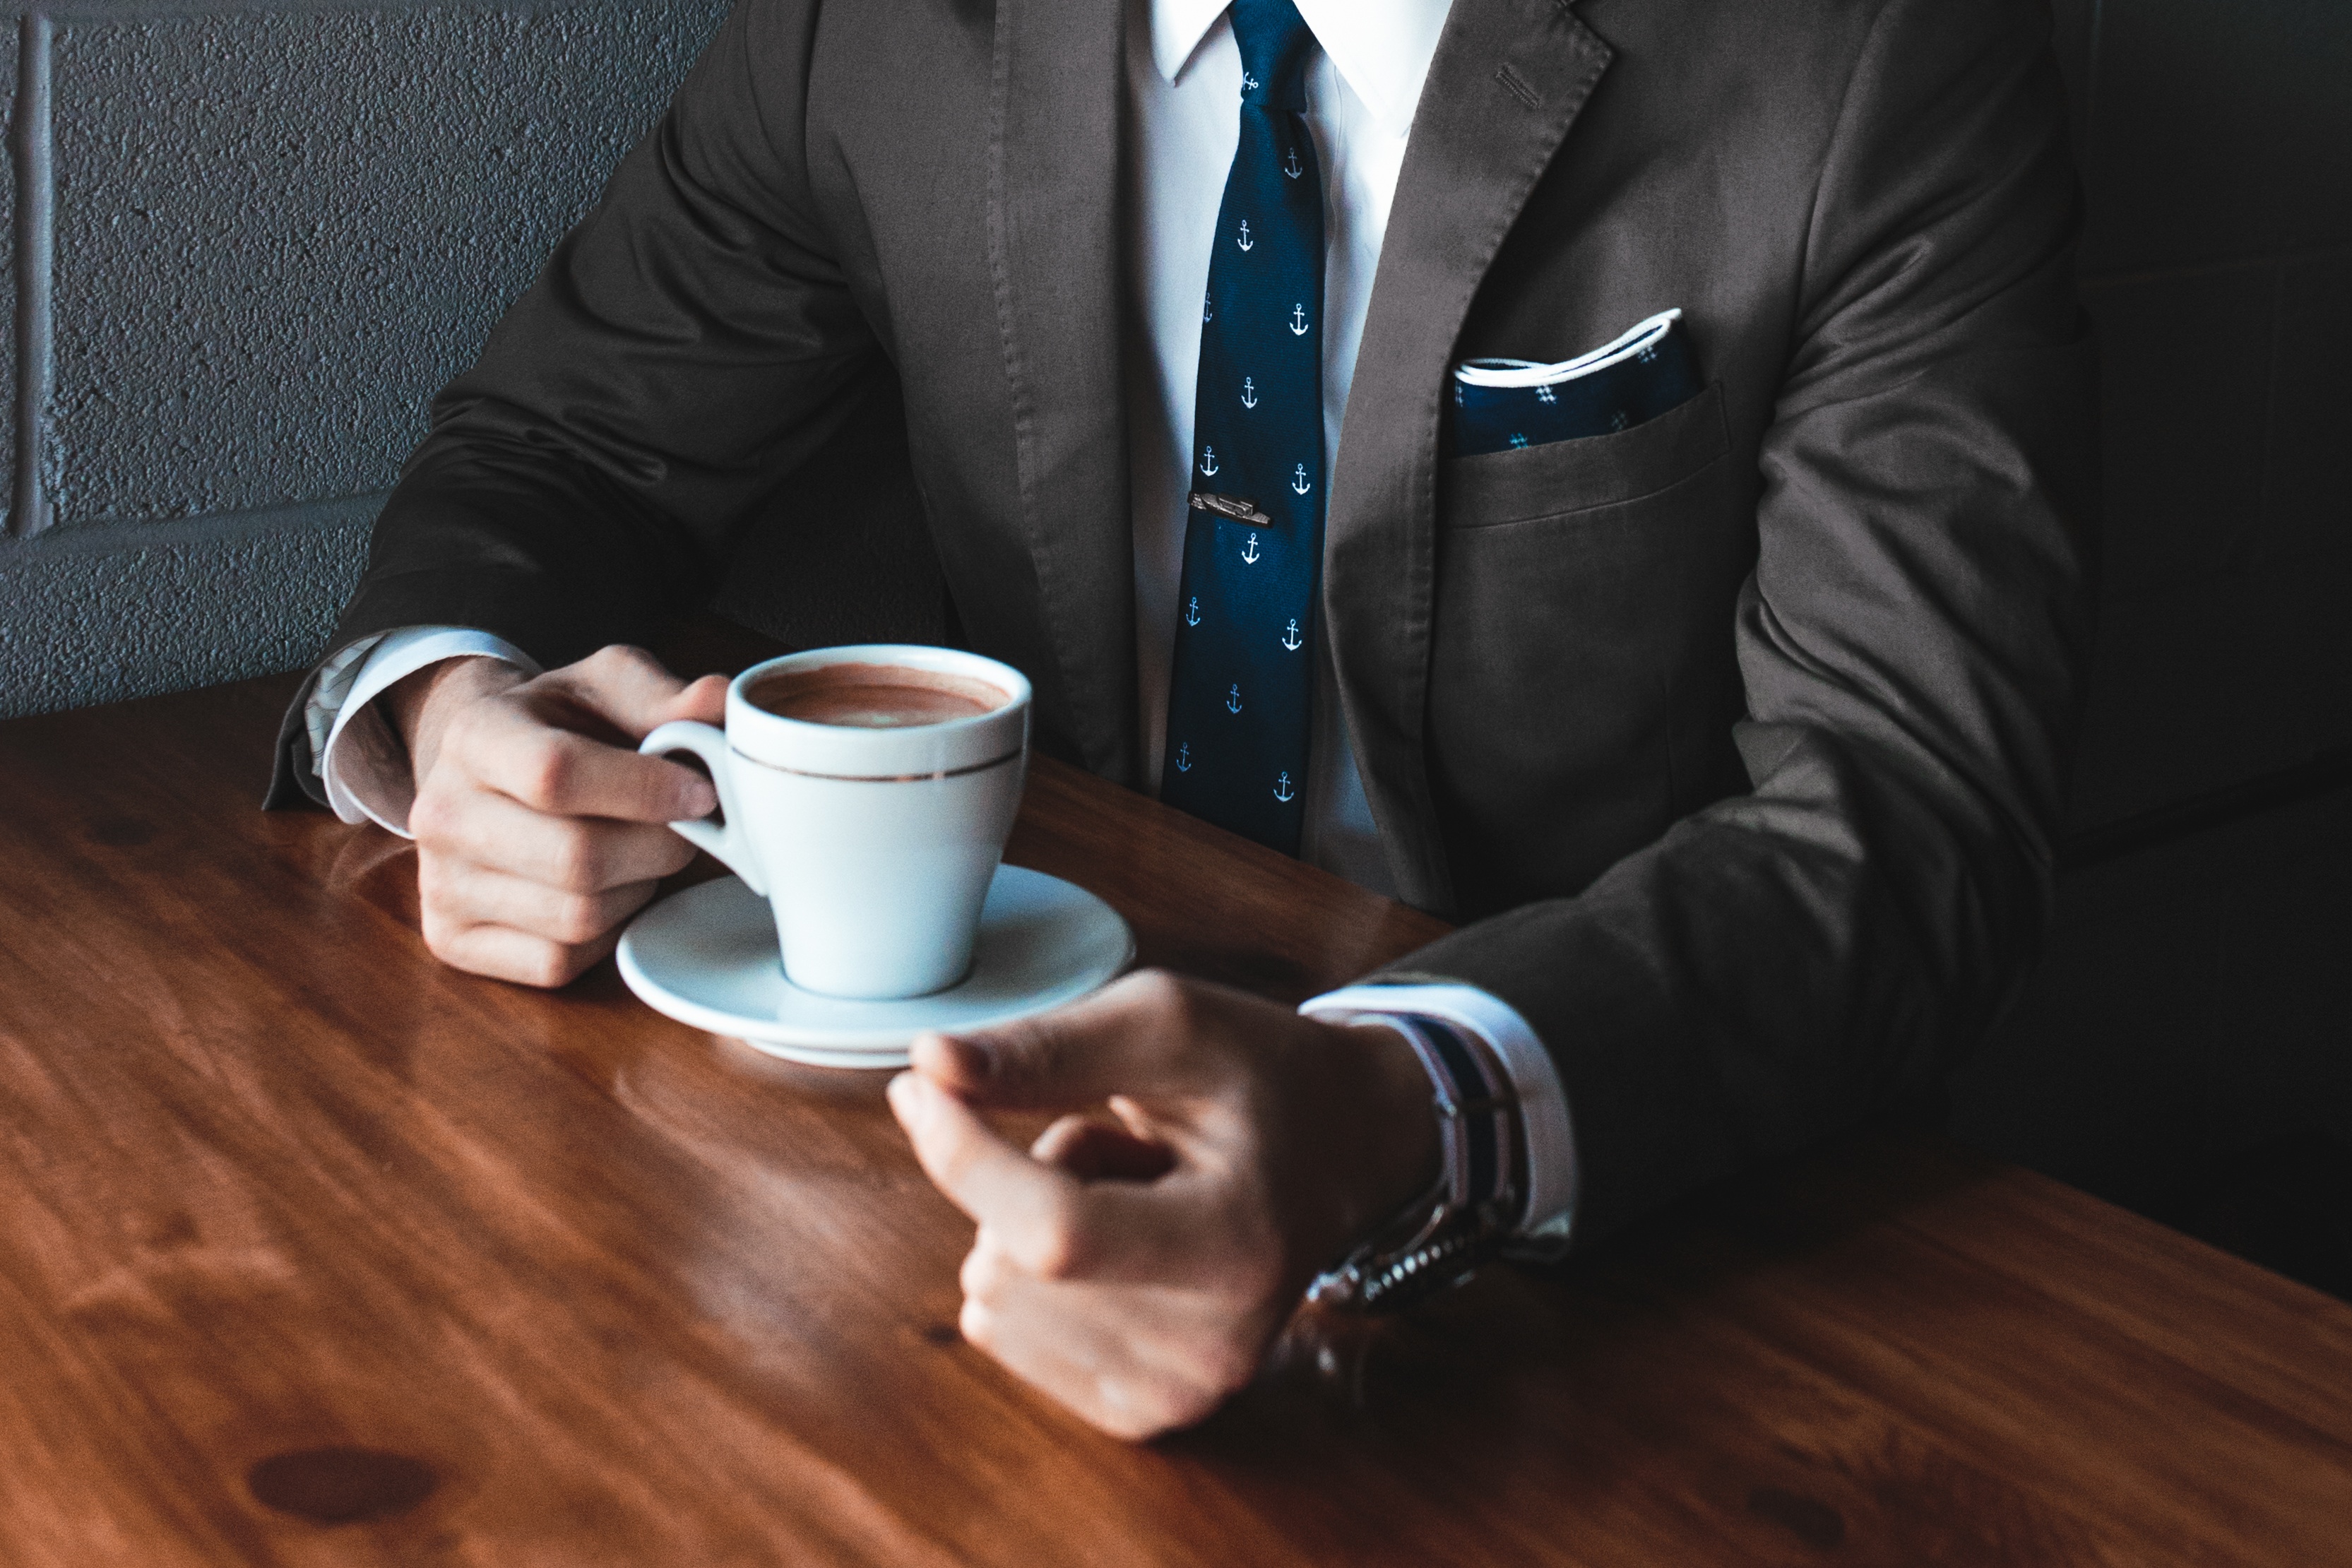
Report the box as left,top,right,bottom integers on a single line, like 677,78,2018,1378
1427,381,1755,914
1439,380,1731,527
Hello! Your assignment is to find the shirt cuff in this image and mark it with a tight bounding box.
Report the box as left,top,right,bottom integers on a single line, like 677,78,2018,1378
1301,982,1579,1252
309,626,539,837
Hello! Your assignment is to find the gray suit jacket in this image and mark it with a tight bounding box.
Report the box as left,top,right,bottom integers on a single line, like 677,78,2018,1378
273,0,2098,1242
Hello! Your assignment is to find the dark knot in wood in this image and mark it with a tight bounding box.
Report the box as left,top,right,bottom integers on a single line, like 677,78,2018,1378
247,1447,438,1526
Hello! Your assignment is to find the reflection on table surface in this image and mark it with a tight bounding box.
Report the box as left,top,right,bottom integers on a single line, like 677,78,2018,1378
1,638,2348,1566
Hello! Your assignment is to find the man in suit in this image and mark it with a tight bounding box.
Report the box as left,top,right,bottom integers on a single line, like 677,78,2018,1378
271,0,2096,1437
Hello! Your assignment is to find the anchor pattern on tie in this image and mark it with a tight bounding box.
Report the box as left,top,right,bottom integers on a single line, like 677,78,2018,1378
1161,0,1325,855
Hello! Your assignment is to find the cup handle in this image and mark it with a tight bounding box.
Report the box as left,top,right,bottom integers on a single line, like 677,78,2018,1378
639,720,768,897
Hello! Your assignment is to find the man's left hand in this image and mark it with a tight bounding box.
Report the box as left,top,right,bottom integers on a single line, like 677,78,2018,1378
887,970,1439,1440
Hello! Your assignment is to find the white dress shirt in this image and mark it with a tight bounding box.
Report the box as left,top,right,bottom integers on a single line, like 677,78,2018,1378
308,0,1578,1247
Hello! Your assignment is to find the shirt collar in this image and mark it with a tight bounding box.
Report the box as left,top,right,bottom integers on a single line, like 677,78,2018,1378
1150,0,1453,135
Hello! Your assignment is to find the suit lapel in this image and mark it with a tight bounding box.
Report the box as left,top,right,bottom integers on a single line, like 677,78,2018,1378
988,0,1140,783
1325,0,1612,913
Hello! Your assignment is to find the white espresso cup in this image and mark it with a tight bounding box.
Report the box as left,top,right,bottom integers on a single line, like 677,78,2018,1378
639,645,1031,1001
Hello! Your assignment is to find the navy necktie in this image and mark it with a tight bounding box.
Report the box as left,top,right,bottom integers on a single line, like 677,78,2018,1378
1160,0,1324,856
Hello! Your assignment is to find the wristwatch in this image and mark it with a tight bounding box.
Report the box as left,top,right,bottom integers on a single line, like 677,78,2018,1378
1307,1015,1522,1314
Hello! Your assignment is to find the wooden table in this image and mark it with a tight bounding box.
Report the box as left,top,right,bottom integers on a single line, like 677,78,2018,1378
5,636,2351,1567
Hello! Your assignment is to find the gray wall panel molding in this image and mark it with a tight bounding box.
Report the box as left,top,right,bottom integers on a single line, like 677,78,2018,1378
0,485,384,564
0,20,23,534
0,494,376,718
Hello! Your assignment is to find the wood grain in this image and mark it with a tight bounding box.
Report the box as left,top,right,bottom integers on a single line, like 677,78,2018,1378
1,631,2347,1566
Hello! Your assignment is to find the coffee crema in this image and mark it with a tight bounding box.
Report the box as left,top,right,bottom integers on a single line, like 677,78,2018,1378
746,662,1006,729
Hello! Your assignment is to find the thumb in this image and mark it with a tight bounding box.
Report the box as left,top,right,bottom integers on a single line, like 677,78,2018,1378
910,970,1230,1112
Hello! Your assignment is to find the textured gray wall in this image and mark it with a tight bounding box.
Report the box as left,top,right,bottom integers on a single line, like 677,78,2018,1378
0,0,731,717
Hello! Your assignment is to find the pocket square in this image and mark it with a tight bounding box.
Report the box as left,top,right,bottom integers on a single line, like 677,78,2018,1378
1446,309,1702,458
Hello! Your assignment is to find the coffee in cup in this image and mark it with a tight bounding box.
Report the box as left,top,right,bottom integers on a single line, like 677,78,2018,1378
742,663,1006,729
639,646,1031,1001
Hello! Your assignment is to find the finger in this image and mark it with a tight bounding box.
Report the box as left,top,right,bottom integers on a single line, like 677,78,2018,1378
415,786,697,891
963,1235,1262,1386
540,645,713,740
958,1292,1200,1442
891,1073,1195,1281
417,912,623,990
909,970,1241,1111
461,704,719,824
891,1071,1075,1233
1031,1115,1178,1183
421,862,660,947
956,1247,1242,1440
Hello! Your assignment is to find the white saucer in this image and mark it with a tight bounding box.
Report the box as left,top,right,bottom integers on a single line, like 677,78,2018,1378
616,866,1134,1069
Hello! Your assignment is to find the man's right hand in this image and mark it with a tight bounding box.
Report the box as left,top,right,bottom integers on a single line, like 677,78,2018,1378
386,644,730,988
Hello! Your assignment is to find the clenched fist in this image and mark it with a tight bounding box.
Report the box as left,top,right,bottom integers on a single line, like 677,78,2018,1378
889,971,1440,1439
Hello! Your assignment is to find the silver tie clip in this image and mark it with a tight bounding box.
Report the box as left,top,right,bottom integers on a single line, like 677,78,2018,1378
1189,492,1273,525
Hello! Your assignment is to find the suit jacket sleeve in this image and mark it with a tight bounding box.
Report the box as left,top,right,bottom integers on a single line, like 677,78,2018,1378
1388,0,2101,1242
268,0,874,806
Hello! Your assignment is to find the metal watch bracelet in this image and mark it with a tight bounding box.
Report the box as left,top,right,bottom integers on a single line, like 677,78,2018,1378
1308,1196,1518,1314
1307,1016,1522,1314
